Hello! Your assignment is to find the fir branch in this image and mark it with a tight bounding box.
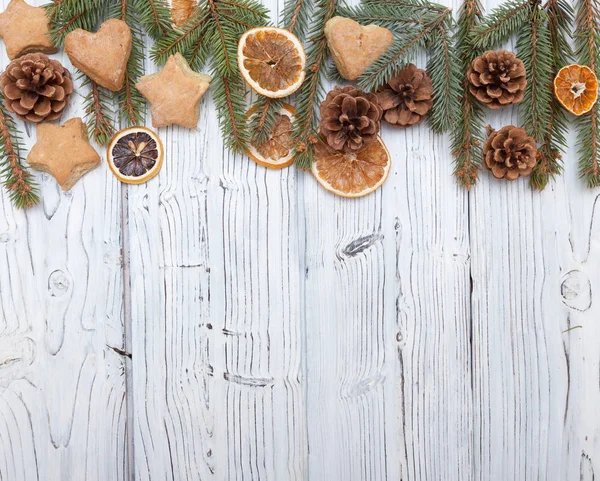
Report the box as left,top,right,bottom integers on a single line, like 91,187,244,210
281,0,312,38
517,3,552,143
248,97,285,144
45,0,110,46
427,24,461,133
206,0,269,152
150,5,211,65
111,0,146,126
293,0,338,168
356,7,451,92
0,98,39,209
530,0,573,190
83,78,115,145
133,0,173,39
469,0,532,50
451,0,483,189
575,0,600,187
361,0,447,13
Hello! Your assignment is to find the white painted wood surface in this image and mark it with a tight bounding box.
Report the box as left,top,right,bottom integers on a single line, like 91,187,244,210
0,0,599,479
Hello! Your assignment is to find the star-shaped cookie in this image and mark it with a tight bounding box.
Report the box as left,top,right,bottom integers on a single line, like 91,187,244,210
0,0,57,60
27,118,101,191
136,53,211,129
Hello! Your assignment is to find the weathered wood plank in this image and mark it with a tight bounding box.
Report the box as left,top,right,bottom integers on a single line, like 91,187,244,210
471,2,600,478
0,3,128,477
302,12,473,477
128,5,306,477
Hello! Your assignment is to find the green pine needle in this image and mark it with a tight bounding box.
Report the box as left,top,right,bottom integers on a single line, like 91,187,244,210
574,0,600,187
468,0,532,51
293,0,338,168
451,0,484,189
133,0,173,40
0,97,39,209
82,77,116,145
44,0,110,46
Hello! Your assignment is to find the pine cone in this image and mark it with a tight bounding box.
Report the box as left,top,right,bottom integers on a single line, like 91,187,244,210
376,63,433,127
483,125,537,180
319,86,382,153
0,53,73,123
467,50,527,109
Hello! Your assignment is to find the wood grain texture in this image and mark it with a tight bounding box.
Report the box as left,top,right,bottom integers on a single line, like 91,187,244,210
472,3,600,479
0,2,128,478
1,0,600,479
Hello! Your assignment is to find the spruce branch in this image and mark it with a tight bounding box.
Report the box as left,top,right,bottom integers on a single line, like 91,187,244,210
468,0,532,50
133,0,173,39
0,98,39,209
574,0,600,187
83,78,115,145
150,6,211,65
427,24,461,133
293,0,338,168
530,0,573,190
517,3,552,143
356,7,452,92
45,0,110,46
451,0,483,189
111,0,146,126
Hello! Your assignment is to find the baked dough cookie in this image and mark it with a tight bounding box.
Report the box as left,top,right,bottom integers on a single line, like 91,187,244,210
0,0,57,60
28,118,101,190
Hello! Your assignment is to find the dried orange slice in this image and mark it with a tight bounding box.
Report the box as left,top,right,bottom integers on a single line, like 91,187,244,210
246,103,296,169
238,27,306,98
107,127,164,184
311,136,391,198
554,64,599,116
170,0,195,26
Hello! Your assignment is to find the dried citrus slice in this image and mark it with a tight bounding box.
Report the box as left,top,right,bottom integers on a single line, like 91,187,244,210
246,103,295,169
169,0,195,26
107,127,164,184
311,136,391,198
554,64,599,116
238,27,306,98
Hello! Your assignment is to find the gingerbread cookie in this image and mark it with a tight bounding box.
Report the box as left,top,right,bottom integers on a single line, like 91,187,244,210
64,19,132,92
28,118,101,190
136,53,211,129
0,0,57,60
324,17,393,81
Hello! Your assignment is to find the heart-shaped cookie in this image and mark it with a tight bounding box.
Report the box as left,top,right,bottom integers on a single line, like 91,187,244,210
64,19,132,91
325,17,393,81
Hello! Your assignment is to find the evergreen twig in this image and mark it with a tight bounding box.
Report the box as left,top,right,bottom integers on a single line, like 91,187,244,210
451,0,483,189
44,0,110,46
293,0,338,168
111,0,146,126
468,0,531,50
0,97,39,209
133,0,173,40
83,78,115,145
574,0,600,187
530,0,573,190
356,7,452,91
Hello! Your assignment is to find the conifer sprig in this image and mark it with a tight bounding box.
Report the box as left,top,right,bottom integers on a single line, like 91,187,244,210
293,0,338,168
517,2,552,143
574,0,600,187
451,0,483,189
468,0,531,50
111,0,146,126
530,0,572,190
83,78,115,145
0,98,39,209
355,7,452,92
44,0,110,46
133,0,173,39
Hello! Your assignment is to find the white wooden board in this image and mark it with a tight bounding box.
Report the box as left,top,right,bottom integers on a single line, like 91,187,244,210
0,0,599,479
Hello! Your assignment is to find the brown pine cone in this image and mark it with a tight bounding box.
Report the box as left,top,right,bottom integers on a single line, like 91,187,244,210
319,86,382,153
467,50,527,109
376,63,433,127
483,125,537,180
0,53,73,123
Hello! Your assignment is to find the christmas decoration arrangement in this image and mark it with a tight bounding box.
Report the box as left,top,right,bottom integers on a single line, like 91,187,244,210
1,0,600,208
